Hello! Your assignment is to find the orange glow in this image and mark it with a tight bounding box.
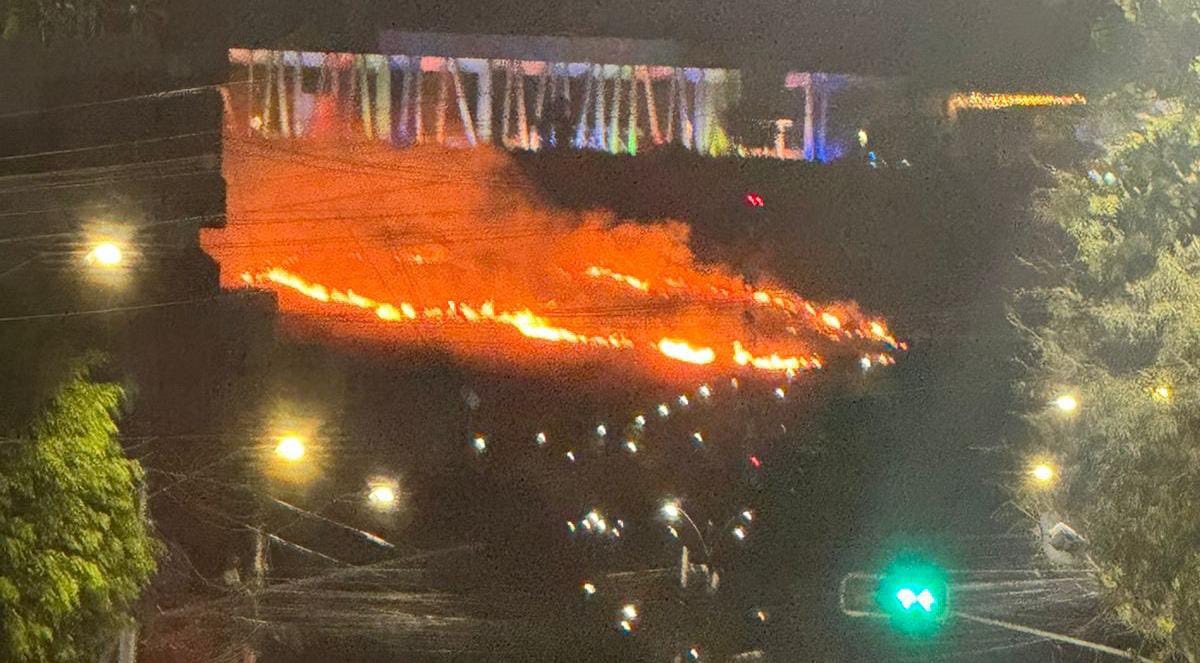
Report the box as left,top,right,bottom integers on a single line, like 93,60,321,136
205,134,903,381
657,338,716,365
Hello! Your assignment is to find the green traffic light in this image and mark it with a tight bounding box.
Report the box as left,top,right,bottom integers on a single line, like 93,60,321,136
895,587,936,612
876,555,948,635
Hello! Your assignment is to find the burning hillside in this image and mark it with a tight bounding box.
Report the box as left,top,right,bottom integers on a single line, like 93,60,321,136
202,135,902,381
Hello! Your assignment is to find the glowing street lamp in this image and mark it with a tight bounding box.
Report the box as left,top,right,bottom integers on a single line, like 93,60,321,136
274,435,306,462
366,478,399,512
1053,394,1078,413
87,240,124,267
660,500,682,522
1030,463,1055,484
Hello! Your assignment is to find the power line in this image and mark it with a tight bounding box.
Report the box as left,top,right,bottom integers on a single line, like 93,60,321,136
0,290,258,323
0,80,250,121
0,130,220,163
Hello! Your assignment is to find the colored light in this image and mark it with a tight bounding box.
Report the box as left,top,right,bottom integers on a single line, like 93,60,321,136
876,556,949,635
744,192,765,207
749,454,762,469
948,91,1086,115
1153,385,1172,402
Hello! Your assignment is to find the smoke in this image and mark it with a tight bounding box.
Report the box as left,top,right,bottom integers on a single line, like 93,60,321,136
202,134,900,380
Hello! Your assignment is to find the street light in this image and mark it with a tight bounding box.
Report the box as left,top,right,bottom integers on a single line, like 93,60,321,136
275,435,306,462
660,500,682,522
87,240,124,267
1030,463,1055,484
1053,394,1078,413
366,478,399,512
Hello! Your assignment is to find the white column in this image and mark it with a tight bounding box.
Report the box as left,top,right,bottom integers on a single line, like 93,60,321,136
413,67,424,143
575,72,593,148
356,54,372,140
802,75,814,161
817,77,829,161
276,52,292,138
626,70,638,154
516,69,529,149
448,60,477,147
373,56,392,142
398,63,412,142
435,66,449,145
476,61,493,144
642,69,661,145
593,66,606,149
501,63,513,147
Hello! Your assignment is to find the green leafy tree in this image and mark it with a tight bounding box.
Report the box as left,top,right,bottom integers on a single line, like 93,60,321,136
0,354,157,662
1012,1,1200,659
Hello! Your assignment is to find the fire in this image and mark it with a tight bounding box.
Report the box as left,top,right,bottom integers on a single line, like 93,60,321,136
732,341,815,372
657,338,716,365
586,265,651,292
254,267,633,350
205,133,903,381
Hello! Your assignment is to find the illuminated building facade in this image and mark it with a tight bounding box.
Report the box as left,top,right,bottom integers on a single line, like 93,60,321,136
225,32,1084,163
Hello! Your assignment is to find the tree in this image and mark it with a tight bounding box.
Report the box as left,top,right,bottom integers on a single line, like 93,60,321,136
1011,1,1200,660
0,353,157,662
1,0,165,42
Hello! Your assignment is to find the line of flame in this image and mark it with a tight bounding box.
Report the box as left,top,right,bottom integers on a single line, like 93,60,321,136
246,267,892,371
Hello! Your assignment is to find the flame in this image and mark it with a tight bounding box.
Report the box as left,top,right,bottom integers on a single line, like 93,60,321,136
586,265,651,292
732,341,816,372
256,267,633,350
657,338,716,365
206,133,904,381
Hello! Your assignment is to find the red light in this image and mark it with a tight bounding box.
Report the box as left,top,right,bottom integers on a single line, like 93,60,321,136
749,455,762,469
743,193,765,208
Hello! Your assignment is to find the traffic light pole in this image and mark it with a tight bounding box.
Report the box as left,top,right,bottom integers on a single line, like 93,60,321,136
954,612,1154,662
839,572,1155,662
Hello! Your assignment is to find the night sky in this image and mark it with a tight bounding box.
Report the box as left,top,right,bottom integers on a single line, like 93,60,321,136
209,0,1100,86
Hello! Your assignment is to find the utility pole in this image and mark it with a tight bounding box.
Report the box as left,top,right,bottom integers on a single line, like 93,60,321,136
242,527,267,663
